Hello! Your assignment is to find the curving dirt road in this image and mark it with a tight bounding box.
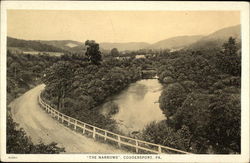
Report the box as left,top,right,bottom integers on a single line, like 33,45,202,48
10,84,127,153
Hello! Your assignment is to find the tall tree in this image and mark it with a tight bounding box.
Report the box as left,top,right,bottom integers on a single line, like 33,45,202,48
216,37,241,76
85,40,102,65
222,37,237,56
43,61,75,110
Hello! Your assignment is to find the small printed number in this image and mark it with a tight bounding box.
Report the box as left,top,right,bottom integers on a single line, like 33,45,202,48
8,156,17,159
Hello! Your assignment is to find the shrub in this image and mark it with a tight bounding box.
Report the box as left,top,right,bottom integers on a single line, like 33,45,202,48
162,76,174,84
142,121,192,152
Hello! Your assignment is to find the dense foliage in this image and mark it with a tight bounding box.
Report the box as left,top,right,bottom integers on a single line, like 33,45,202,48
143,122,193,153
142,37,241,154
216,37,241,76
42,55,150,131
7,50,60,103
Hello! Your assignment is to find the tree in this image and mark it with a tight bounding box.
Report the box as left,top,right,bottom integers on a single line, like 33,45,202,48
216,37,241,76
208,93,240,153
43,61,75,110
85,40,102,65
110,48,119,57
222,37,237,56
9,62,20,79
172,93,212,153
142,121,192,153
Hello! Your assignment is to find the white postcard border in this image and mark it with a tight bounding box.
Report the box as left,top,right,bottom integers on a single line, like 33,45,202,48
0,1,249,162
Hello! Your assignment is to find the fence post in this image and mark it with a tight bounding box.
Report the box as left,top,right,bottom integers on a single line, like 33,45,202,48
158,146,162,153
57,113,60,120
61,115,64,123
104,131,107,141
135,140,139,153
68,118,70,126
93,127,96,139
117,135,121,148
74,120,77,130
82,124,85,134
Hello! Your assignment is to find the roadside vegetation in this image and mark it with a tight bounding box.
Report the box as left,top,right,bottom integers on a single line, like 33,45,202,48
7,51,64,153
7,110,65,154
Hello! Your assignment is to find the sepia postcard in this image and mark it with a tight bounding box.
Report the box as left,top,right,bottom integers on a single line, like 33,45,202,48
0,1,249,162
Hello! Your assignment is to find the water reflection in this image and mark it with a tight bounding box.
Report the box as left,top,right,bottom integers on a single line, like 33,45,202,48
100,79,166,134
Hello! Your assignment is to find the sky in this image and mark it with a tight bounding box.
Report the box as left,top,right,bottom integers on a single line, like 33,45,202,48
7,10,240,44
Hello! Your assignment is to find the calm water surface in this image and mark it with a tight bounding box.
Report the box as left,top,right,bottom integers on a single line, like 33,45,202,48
100,79,166,134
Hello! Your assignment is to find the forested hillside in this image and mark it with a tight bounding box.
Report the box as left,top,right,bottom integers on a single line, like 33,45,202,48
188,25,240,50
7,37,66,53
149,35,203,49
39,40,83,51
142,37,241,154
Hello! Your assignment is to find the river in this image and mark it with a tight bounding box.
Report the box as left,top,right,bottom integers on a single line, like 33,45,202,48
100,79,166,135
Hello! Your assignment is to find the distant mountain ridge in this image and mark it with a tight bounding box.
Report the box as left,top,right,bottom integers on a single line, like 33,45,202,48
202,24,240,41
38,40,83,51
99,42,150,51
7,24,241,53
187,25,241,50
99,36,203,51
149,35,203,49
7,37,66,52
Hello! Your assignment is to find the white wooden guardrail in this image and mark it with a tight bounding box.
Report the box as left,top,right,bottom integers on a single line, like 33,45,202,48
38,93,192,154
